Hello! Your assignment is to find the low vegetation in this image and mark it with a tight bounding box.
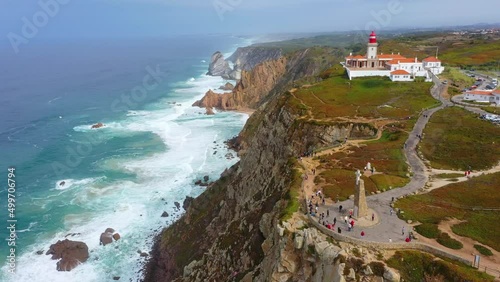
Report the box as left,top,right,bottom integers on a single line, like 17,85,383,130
281,158,304,221
441,67,475,91
414,223,440,239
387,250,494,282
396,172,500,251
474,244,493,256
291,67,437,121
433,173,464,179
316,129,410,201
420,107,500,170
436,232,464,250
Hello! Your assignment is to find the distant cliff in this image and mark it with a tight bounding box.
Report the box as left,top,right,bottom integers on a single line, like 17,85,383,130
227,46,283,71
196,46,344,111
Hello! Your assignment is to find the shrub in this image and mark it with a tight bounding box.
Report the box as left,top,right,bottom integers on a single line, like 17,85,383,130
474,244,493,256
437,232,463,250
415,223,440,239
369,261,385,276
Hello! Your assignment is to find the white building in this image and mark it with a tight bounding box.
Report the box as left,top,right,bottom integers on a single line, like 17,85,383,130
343,31,444,81
463,89,500,104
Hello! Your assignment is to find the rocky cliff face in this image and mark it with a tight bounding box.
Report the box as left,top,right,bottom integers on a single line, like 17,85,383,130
194,57,287,110
195,47,343,111
144,90,378,281
227,47,283,71
207,51,232,78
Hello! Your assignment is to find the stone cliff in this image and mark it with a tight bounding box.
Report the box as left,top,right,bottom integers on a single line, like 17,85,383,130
227,46,283,71
207,51,232,78
195,47,344,111
144,88,379,281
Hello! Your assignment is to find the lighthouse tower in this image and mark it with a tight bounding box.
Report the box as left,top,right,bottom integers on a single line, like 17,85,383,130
366,31,379,68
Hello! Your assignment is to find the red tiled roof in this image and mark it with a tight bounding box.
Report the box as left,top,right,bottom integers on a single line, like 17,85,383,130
492,89,500,95
465,90,493,95
423,56,441,62
390,70,411,75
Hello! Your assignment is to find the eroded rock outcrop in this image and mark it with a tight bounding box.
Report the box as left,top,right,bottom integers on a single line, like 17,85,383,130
207,51,231,78
194,57,287,111
46,239,89,271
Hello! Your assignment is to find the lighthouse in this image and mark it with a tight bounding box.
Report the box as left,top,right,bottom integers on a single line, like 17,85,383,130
367,31,378,62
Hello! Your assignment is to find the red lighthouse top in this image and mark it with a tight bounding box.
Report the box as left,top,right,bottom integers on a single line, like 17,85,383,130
369,31,377,44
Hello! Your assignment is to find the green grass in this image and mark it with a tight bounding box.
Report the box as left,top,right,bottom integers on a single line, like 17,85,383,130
395,172,500,252
316,129,411,200
441,67,475,89
281,158,303,221
437,232,464,250
414,223,440,239
291,67,437,121
420,107,500,170
474,244,493,256
433,173,464,179
386,250,494,282
483,106,500,114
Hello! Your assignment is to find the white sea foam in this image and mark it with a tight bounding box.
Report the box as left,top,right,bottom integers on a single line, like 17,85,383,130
54,177,103,191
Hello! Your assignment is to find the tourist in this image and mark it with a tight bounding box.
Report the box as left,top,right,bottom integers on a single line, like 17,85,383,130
327,210,330,217
339,205,343,212
402,226,405,236
389,238,392,243
333,217,337,225
338,227,341,234
390,208,393,216
350,220,355,230
344,216,348,223
348,223,352,231
361,231,365,237
371,213,375,221
322,198,325,205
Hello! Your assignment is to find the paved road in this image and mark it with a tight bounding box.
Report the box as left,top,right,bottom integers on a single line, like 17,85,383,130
310,81,450,243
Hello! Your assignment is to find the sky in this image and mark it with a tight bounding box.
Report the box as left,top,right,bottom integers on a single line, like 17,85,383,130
0,0,499,43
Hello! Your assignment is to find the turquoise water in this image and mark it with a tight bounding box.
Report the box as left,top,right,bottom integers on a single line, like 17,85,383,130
0,36,250,281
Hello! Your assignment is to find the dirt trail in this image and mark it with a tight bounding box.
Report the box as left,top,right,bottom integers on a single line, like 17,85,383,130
425,163,500,192
415,218,500,276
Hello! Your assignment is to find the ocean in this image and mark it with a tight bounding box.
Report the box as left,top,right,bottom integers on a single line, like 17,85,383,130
0,35,250,281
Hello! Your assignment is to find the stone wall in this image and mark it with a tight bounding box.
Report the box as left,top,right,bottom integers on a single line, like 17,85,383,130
307,214,471,265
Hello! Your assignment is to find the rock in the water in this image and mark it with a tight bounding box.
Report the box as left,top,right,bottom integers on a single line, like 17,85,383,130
205,107,215,115
113,276,120,280
183,196,194,211
219,82,234,91
36,250,44,255
161,211,169,217
91,122,104,129
203,175,209,182
194,180,202,185
140,252,149,257
59,181,66,187
174,202,180,210
46,239,89,272
112,233,121,241
105,228,115,234
100,232,113,246
207,51,231,77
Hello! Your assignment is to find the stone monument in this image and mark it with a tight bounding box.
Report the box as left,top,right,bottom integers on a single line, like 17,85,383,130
354,170,369,218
